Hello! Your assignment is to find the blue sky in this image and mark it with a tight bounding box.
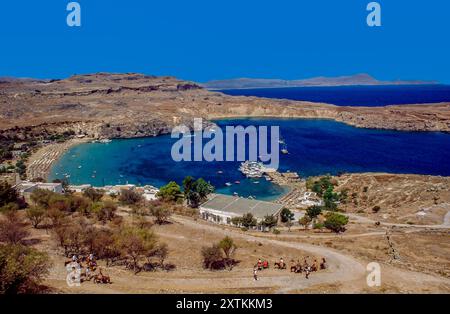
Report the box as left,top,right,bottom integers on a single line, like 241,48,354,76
0,0,449,83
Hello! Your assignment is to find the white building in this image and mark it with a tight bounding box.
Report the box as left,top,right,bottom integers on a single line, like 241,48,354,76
298,192,323,207
199,194,284,226
68,184,92,193
16,181,64,196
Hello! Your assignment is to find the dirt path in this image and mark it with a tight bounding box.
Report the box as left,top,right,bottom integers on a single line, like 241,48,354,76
172,216,366,293
345,211,450,229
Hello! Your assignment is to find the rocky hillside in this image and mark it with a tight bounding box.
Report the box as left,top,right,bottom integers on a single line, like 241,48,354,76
0,73,449,138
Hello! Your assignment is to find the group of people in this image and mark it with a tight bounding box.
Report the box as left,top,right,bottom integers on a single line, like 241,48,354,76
65,254,111,284
253,257,326,280
289,257,327,279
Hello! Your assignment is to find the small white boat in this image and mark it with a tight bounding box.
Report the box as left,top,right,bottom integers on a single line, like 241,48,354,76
281,149,289,154
78,165,82,169
217,170,223,174
225,182,232,187
253,181,260,184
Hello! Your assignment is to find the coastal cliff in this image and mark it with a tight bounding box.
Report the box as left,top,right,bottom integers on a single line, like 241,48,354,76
1,73,449,138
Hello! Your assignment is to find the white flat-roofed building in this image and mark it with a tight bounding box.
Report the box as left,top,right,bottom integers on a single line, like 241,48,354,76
199,194,284,226
16,181,63,195
68,184,92,193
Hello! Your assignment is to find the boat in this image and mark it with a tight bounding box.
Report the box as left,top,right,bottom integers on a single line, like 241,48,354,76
281,149,289,154
253,181,260,184
225,182,232,187
217,170,223,174
78,165,82,169
234,180,240,184
99,139,112,144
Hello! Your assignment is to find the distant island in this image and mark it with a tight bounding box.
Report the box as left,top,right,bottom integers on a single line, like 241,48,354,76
202,73,438,90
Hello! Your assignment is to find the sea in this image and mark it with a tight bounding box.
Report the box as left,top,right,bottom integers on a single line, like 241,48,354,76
49,118,450,201
218,84,450,106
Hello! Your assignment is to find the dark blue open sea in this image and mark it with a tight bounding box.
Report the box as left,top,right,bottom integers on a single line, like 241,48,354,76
49,119,450,201
219,85,450,106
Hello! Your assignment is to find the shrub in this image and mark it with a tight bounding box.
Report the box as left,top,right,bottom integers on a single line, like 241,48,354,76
324,212,349,233
53,223,85,257
30,189,56,208
26,206,46,228
272,228,281,235
119,189,143,205
48,194,71,212
83,188,104,202
313,222,324,230
372,206,381,213
240,213,257,228
0,211,30,244
145,243,169,268
201,244,223,270
94,200,117,223
46,207,67,228
148,201,172,225
299,216,312,230
115,226,157,273
0,181,20,208
260,214,278,229
0,244,51,294
71,195,92,216
218,236,237,270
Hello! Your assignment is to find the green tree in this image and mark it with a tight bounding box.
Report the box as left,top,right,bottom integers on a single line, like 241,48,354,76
91,200,117,223
240,213,257,228
182,176,194,197
83,188,104,202
0,181,19,208
157,181,183,203
0,211,30,244
299,216,312,230
260,214,278,230
149,201,172,225
115,226,157,273
26,206,46,228
306,205,322,221
183,177,214,208
30,189,55,208
324,212,349,233
280,208,294,223
0,244,51,294
218,236,237,270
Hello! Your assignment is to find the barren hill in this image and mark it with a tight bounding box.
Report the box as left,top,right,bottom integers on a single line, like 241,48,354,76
1,73,449,138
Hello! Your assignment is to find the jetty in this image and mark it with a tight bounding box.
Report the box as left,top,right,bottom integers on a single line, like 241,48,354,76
238,161,276,178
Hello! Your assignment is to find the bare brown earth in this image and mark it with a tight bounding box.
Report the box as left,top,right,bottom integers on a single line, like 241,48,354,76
1,73,450,137
334,173,450,225
23,208,448,294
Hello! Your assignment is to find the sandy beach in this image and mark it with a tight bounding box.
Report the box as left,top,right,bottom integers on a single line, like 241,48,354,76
26,138,90,181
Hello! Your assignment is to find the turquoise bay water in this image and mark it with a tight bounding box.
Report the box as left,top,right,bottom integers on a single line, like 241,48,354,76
49,119,450,201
